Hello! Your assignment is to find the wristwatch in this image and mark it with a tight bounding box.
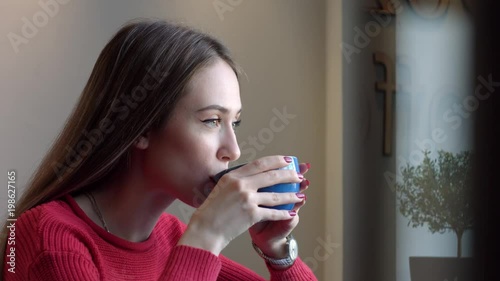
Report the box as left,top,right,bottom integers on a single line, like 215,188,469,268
252,235,298,268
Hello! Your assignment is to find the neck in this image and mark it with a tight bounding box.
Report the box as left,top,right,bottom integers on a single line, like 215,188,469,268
79,167,175,242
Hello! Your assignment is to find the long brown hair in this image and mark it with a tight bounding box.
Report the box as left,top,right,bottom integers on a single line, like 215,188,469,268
1,18,241,278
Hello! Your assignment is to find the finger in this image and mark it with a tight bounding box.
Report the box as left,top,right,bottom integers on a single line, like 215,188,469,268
231,155,292,178
299,178,310,192
258,208,297,222
292,197,306,212
255,192,304,208
299,162,311,175
212,163,247,183
247,169,302,191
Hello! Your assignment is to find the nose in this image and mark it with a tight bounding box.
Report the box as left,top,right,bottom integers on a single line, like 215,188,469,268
217,126,241,162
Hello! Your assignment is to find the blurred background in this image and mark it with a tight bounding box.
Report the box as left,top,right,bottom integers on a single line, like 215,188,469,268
1,0,497,280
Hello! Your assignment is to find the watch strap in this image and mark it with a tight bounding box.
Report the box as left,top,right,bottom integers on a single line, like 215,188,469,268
252,235,297,268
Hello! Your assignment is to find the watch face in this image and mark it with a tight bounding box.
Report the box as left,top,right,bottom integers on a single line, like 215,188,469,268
288,239,298,260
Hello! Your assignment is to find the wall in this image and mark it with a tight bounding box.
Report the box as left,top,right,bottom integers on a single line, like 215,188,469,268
325,0,343,280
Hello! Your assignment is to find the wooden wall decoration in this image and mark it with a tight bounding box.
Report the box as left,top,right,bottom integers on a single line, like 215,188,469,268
373,52,396,156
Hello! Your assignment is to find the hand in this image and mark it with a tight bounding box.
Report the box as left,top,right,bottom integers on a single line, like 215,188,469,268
178,156,305,256
249,162,310,259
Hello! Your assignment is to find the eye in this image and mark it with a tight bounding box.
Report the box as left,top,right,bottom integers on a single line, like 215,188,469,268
203,118,221,128
232,120,242,130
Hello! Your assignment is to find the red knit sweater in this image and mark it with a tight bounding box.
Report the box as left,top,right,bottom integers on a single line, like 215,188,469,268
3,195,317,280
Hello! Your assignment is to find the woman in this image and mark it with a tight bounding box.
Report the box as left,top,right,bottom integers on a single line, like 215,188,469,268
1,19,316,280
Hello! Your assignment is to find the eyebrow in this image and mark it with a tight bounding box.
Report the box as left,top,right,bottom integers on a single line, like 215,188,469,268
196,105,242,114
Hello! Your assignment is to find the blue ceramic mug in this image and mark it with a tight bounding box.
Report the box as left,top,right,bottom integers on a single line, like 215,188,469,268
212,156,300,210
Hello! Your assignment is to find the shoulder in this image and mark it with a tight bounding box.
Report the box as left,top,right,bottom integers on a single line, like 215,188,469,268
8,197,95,278
16,198,76,234
15,196,95,254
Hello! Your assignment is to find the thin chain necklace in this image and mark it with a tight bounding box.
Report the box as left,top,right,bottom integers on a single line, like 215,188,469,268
84,191,110,233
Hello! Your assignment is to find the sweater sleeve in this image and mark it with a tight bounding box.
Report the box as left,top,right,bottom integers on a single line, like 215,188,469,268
159,245,222,281
218,255,267,280
267,257,318,281
217,255,318,281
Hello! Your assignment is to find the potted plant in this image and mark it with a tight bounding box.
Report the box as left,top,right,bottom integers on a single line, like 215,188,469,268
395,150,476,281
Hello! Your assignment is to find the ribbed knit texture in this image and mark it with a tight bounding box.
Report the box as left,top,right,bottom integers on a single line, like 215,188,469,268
3,195,317,280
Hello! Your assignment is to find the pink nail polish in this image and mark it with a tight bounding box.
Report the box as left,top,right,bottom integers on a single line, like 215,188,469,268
289,210,297,216
306,162,311,169
284,156,293,163
298,173,304,180
296,193,306,199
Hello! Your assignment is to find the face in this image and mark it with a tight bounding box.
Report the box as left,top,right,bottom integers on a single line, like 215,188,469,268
141,59,242,207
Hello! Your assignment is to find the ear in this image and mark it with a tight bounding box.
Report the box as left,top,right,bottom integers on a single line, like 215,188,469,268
133,131,151,150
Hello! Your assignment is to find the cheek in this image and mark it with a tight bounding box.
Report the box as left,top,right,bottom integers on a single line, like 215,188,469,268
143,129,211,188
143,137,187,180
